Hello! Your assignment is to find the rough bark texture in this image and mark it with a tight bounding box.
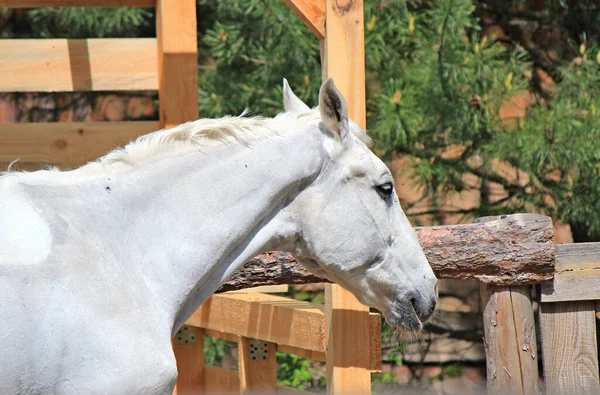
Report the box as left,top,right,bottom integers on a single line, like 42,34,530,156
217,213,555,292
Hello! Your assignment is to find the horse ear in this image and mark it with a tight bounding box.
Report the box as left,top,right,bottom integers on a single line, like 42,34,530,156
283,78,310,112
318,78,349,138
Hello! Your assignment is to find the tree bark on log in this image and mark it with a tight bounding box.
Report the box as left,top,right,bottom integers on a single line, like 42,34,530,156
216,213,555,292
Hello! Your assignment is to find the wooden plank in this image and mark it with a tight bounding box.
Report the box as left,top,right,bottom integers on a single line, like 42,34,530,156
186,293,327,352
0,39,158,92
480,284,539,394
156,0,198,128
321,0,373,392
238,337,277,394
540,301,600,394
172,326,205,395
0,0,154,6
325,284,372,394
540,242,600,302
277,344,326,362
283,0,325,39
204,366,240,394
0,121,158,170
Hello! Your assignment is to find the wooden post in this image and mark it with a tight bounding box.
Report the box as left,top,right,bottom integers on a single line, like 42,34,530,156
238,337,277,394
156,0,198,129
158,2,200,393
172,325,205,395
320,0,373,394
477,215,545,394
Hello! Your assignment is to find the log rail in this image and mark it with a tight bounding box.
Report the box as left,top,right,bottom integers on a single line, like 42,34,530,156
218,213,556,292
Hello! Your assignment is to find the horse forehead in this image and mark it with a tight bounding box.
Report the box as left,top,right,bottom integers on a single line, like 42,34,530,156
343,144,386,177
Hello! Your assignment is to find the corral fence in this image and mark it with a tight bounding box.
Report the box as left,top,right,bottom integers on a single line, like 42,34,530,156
2,0,600,394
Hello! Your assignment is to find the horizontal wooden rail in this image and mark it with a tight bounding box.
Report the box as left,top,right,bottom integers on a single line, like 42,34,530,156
0,39,158,92
540,242,600,303
217,214,555,291
0,0,155,7
185,293,381,370
0,121,158,170
204,366,239,394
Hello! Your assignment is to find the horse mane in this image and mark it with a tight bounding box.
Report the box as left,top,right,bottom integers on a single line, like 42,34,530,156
2,109,370,181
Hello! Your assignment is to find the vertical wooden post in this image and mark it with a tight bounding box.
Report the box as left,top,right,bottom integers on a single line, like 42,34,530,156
540,301,599,393
238,337,277,394
320,0,372,394
156,0,199,129
477,216,543,395
158,2,200,393
172,326,205,395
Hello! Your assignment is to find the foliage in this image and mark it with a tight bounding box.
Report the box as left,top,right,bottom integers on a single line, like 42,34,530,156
277,352,326,391
203,336,236,367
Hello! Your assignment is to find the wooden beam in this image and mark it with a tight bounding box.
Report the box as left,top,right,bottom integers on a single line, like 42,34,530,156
0,121,159,171
156,0,198,128
0,0,155,6
186,293,381,370
540,301,600,394
186,293,327,352
283,0,325,39
204,366,240,394
277,344,326,362
0,39,158,92
480,284,539,394
172,326,205,395
321,0,372,392
216,214,556,293
205,329,241,344
238,337,277,394
540,243,600,302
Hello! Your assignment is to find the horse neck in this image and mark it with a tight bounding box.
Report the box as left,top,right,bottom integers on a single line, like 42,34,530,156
94,127,326,334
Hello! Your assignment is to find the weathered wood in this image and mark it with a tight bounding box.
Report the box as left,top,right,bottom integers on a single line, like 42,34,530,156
216,214,555,292
480,284,539,394
283,0,325,39
156,0,198,129
1,0,154,6
238,337,277,394
172,326,205,395
0,39,158,92
540,301,600,394
540,242,600,302
477,216,540,395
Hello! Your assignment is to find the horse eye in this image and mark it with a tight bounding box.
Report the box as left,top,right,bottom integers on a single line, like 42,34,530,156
375,182,394,198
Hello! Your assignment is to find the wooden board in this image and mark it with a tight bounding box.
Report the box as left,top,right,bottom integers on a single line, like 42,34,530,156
156,0,198,128
539,301,600,394
0,39,158,92
1,0,154,6
277,344,326,362
0,121,158,170
204,366,240,394
238,337,277,394
186,293,327,352
284,0,325,39
321,0,373,392
172,326,205,395
480,284,539,394
540,242,600,302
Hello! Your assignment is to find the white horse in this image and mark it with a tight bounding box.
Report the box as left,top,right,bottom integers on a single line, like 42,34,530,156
0,79,437,394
